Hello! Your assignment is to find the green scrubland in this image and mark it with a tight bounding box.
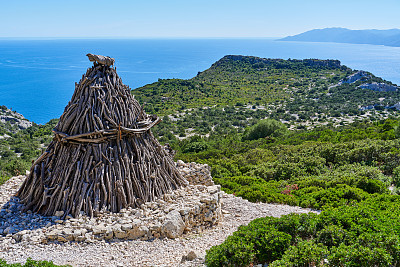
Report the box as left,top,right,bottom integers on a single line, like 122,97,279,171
2,56,400,266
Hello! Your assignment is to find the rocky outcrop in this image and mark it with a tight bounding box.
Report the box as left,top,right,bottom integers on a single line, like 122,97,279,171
329,70,372,89
339,70,371,85
0,106,32,131
390,102,400,110
162,210,185,238
358,82,398,92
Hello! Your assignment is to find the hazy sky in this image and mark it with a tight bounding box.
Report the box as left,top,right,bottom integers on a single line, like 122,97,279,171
1,0,399,38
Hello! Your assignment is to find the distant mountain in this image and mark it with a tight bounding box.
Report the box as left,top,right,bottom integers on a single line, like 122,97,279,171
279,28,400,47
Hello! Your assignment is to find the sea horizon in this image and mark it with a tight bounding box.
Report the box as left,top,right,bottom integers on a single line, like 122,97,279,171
1,38,399,124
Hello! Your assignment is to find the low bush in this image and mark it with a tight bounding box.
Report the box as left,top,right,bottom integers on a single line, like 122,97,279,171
206,197,400,266
269,240,328,267
0,258,70,267
242,119,288,141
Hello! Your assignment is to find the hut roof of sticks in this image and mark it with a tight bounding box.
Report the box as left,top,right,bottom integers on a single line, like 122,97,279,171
17,54,188,218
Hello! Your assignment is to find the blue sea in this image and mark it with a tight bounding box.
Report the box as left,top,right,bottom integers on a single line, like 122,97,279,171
0,38,400,124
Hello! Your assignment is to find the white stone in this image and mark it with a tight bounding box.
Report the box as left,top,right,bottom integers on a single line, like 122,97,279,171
207,185,220,194
162,210,185,239
54,211,64,217
127,219,148,240
92,225,107,235
121,224,132,231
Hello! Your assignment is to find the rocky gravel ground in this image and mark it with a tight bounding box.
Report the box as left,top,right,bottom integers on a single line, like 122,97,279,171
0,175,316,267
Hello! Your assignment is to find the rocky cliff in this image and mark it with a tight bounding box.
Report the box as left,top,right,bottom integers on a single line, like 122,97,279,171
0,106,32,133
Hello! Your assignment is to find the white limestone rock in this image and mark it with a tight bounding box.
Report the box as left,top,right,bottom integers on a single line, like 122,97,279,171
359,82,398,92
162,210,185,239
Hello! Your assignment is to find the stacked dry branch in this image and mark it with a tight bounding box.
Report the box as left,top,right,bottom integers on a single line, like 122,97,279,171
17,55,188,218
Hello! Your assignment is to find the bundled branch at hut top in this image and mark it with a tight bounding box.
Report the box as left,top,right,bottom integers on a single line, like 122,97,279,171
17,54,188,218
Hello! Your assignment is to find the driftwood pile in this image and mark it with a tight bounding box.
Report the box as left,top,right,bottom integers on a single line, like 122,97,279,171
17,54,187,218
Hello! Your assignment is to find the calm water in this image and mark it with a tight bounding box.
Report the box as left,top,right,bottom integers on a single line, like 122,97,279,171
0,38,400,124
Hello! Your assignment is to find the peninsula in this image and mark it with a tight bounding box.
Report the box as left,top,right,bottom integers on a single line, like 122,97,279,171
280,27,400,47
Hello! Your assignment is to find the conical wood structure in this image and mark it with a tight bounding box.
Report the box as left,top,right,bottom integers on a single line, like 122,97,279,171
17,55,187,217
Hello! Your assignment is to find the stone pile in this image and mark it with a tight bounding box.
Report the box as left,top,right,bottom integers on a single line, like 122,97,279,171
0,175,317,266
0,166,222,244
176,160,214,186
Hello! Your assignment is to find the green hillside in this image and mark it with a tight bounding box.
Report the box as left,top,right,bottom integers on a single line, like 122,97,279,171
2,55,400,183
134,55,399,119
133,56,400,266
133,56,400,144
135,55,348,114
2,55,400,265
0,112,56,183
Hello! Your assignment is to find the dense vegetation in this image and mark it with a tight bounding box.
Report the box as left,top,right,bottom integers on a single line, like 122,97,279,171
134,56,400,266
1,56,400,265
135,56,350,114
135,55,400,137
206,197,400,266
174,119,399,207
0,258,69,267
0,119,57,184
181,118,400,266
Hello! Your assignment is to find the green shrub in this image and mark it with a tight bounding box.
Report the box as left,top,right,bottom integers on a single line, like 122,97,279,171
214,176,298,205
206,197,400,266
274,213,319,242
296,184,369,209
242,119,288,141
3,159,30,176
182,141,209,153
328,244,393,267
269,240,328,267
206,218,292,266
0,258,70,267
316,224,345,248
393,165,400,187
237,223,291,263
205,235,255,267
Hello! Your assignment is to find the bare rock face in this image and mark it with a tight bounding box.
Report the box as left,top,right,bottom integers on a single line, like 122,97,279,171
329,70,372,89
339,70,371,85
359,82,398,92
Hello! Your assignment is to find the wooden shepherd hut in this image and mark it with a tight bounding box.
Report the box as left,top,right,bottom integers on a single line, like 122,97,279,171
17,54,187,218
